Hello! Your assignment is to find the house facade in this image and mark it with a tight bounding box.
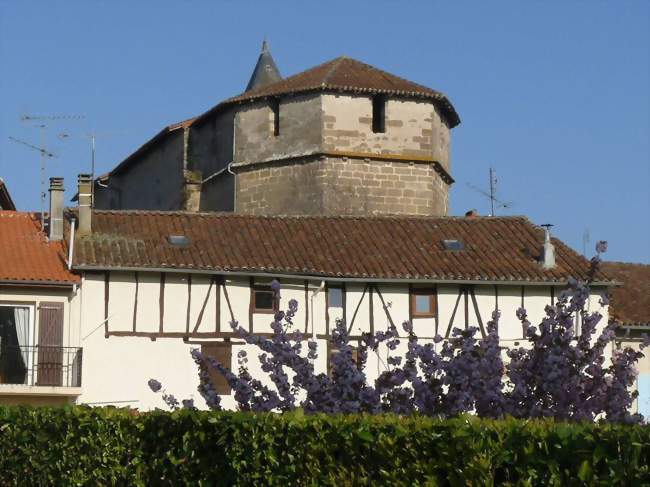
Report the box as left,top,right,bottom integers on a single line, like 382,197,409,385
605,261,650,416
0,192,81,405
64,202,612,410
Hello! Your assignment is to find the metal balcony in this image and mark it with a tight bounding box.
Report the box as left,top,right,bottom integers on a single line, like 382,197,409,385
0,345,82,388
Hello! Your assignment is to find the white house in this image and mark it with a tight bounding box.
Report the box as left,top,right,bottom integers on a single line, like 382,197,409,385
62,186,612,410
0,179,81,406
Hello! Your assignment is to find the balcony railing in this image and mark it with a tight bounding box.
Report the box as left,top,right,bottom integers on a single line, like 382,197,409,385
0,345,82,388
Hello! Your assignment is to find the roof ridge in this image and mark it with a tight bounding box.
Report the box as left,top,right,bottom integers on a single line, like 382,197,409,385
89,209,528,221
329,56,444,98
321,56,346,85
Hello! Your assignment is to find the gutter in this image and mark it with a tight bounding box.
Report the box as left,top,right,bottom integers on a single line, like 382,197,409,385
72,265,616,287
0,279,78,288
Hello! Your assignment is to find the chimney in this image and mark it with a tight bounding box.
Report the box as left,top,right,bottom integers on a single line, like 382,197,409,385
77,174,92,236
465,209,479,218
183,170,202,212
48,177,64,240
541,224,555,269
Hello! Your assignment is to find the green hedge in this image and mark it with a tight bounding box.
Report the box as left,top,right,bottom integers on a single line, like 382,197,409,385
0,407,648,486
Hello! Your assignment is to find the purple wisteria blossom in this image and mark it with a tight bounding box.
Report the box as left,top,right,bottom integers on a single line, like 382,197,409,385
149,243,646,422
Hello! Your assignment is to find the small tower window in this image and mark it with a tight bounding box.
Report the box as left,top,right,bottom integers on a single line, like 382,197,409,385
372,95,386,133
270,98,280,136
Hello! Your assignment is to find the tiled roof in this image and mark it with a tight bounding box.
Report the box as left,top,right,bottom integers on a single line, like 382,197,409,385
222,57,460,128
0,211,79,285
0,178,16,211
70,211,610,284
601,261,650,326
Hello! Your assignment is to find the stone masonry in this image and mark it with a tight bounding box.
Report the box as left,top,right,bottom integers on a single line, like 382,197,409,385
235,155,448,216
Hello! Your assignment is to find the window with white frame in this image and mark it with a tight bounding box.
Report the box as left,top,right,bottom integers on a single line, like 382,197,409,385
0,304,34,385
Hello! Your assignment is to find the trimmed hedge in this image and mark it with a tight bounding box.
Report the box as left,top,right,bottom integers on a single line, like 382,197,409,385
0,407,648,486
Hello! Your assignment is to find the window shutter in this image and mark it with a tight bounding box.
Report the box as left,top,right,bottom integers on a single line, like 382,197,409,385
37,302,64,386
201,342,232,395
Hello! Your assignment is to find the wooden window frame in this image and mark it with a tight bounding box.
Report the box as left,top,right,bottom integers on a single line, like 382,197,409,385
410,287,437,318
200,341,232,395
251,285,278,314
326,284,344,309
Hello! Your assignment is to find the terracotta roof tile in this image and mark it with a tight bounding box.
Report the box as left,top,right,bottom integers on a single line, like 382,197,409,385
0,211,79,285
70,211,610,284
222,57,460,128
601,261,650,326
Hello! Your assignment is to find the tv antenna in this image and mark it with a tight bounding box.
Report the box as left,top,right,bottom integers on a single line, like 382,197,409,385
582,227,590,257
8,136,58,229
16,114,85,226
58,129,126,206
466,167,513,216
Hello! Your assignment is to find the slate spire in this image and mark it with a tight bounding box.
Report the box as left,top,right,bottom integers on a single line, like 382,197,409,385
245,39,282,92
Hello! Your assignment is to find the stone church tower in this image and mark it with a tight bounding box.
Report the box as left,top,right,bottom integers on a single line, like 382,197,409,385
94,43,460,216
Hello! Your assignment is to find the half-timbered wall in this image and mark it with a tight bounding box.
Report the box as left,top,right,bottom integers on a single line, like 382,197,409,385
75,272,610,410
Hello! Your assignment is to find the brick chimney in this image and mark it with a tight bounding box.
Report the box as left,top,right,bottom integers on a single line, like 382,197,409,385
77,174,93,236
48,177,64,241
541,224,555,269
183,170,202,212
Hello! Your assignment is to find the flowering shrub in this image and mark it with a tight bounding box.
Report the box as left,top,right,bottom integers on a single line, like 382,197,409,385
150,242,647,422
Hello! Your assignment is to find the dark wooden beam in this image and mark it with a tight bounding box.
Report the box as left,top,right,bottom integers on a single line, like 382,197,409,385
248,276,254,333
373,284,395,329
304,280,309,333
222,278,235,323
159,273,166,333
470,288,486,337
445,289,463,338
186,274,192,334
369,285,375,335
104,271,110,337
348,284,368,333
192,276,214,333
132,271,139,332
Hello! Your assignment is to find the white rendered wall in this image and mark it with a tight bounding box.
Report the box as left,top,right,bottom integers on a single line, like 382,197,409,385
74,272,610,410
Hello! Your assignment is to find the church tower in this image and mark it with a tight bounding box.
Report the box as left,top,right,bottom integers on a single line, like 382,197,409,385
229,56,460,216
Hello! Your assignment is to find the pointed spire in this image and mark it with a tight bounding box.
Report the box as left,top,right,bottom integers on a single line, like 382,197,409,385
245,40,282,92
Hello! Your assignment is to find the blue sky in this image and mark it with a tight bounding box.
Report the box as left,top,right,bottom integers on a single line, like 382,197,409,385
1,1,648,263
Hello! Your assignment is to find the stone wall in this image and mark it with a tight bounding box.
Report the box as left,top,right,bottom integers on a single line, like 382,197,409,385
321,94,451,173
95,130,185,210
235,156,448,216
234,93,322,164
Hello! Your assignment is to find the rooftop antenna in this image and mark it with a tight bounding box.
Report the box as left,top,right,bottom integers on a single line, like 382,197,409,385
582,227,590,257
466,167,513,216
59,129,126,206
8,136,57,229
17,114,85,226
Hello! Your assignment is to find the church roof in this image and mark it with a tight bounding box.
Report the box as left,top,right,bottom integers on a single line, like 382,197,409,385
245,40,282,92
225,56,460,128
70,211,610,285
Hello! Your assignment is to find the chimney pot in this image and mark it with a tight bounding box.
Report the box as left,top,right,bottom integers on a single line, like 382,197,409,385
48,177,65,240
77,174,92,236
541,224,555,269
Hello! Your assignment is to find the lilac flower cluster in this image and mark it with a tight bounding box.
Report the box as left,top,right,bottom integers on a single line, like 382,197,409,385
149,252,648,423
